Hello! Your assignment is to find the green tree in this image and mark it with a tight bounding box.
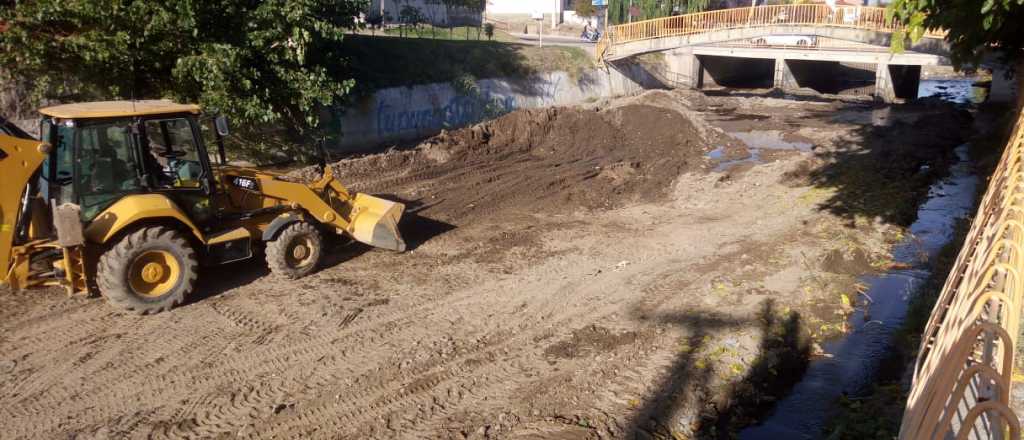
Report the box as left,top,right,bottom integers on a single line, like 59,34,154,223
440,0,462,38
399,4,425,37
607,0,713,25
0,0,368,147
574,0,597,17
424,0,443,38
457,0,484,40
888,0,1024,67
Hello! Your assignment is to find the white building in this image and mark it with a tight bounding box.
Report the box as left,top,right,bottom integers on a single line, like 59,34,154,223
485,0,596,27
485,0,571,15
367,0,481,26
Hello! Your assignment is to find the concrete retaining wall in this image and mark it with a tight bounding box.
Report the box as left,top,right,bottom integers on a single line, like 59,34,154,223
334,65,651,152
990,61,1022,107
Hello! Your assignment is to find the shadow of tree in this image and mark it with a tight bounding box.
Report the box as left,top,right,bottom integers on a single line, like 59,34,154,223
627,299,811,439
790,104,971,227
700,301,811,439
341,35,539,91
627,311,743,438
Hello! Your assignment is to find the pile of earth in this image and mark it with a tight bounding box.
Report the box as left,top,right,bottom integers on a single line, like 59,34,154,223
290,103,712,224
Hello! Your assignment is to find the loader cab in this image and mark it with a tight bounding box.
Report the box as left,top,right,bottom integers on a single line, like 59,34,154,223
37,101,220,224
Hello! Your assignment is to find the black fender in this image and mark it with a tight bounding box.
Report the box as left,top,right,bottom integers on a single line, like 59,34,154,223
262,212,305,241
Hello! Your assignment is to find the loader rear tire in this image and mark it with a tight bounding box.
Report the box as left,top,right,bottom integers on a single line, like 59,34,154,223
265,221,323,280
97,226,198,314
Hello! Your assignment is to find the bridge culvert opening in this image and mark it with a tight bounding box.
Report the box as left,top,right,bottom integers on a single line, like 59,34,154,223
698,55,774,89
887,64,923,100
784,60,876,96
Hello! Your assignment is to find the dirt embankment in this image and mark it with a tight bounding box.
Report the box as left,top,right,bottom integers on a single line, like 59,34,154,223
1,89,972,440
293,102,715,223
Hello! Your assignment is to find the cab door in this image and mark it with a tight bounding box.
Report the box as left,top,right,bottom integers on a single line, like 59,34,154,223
139,116,216,226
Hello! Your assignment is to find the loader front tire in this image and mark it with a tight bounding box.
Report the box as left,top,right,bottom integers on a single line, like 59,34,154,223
97,226,198,314
266,222,323,279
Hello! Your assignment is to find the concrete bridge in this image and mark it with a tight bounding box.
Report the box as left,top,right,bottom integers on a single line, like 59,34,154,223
598,5,949,102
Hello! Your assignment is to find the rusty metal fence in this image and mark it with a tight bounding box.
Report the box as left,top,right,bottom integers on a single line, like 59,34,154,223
898,115,1024,438
597,4,944,60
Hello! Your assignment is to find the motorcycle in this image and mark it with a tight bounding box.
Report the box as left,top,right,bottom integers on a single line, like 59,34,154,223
581,28,601,43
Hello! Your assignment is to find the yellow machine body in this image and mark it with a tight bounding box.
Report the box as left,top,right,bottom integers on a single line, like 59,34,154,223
0,101,405,301
0,134,50,289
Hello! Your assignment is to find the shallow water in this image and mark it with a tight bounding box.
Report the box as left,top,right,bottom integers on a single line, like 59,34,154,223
710,130,812,171
829,78,985,127
739,145,978,439
919,79,988,105
730,131,814,151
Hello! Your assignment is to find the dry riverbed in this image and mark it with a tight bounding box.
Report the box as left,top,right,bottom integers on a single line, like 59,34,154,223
0,89,970,439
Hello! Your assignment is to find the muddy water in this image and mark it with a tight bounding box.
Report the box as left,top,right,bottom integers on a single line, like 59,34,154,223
710,131,813,171
739,143,978,438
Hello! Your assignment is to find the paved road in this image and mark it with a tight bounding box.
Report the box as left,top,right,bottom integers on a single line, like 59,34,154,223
509,32,598,50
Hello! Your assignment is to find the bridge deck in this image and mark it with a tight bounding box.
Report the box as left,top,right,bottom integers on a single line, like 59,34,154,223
598,5,945,62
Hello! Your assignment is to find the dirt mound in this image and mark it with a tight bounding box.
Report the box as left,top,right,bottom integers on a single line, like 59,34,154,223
294,103,710,223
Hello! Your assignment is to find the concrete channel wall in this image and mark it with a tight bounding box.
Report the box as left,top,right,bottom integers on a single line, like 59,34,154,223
334,65,656,152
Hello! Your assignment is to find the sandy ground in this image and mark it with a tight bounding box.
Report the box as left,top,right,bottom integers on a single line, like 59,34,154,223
0,89,969,439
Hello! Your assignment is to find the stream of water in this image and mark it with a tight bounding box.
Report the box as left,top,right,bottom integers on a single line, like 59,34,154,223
739,143,978,438
735,79,982,439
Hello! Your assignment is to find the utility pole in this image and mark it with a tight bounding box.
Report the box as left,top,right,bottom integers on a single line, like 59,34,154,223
552,0,559,29
604,5,609,31
532,10,544,47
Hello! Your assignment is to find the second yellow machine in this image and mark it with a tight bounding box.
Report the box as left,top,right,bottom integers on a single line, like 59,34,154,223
0,100,405,314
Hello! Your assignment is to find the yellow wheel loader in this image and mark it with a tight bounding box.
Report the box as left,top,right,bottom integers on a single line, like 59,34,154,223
0,100,405,314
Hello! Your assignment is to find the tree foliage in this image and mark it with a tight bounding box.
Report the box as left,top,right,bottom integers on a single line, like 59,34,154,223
888,0,1024,67
399,3,425,36
607,0,714,25
574,0,597,17
0,0,368,142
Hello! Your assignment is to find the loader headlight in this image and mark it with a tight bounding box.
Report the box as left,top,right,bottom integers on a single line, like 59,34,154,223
231,176,260,191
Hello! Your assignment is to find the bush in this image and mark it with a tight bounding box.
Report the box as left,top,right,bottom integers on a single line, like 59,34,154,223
574,0,597,17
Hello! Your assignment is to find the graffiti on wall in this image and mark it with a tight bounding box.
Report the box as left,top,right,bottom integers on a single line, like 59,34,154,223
376,91,514,138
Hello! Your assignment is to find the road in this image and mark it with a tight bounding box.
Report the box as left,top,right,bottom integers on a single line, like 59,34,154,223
509,32,598,50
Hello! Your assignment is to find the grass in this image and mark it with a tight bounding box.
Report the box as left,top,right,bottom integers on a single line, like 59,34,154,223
377,24,519,43
342,34,595,92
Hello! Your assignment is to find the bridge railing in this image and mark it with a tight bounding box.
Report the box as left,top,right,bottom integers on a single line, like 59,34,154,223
897,112,1024,438
598,5,943,59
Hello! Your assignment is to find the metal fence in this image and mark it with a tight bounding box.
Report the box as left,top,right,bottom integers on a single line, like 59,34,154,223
597,4,944,60
898,113,1024,438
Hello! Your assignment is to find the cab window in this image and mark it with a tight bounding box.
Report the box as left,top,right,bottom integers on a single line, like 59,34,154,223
198,117,224,166
76,121,145,219
143,118,204,188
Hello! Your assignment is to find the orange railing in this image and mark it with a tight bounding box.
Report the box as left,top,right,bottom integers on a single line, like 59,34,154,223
598,4,944,60
898,114,1024,437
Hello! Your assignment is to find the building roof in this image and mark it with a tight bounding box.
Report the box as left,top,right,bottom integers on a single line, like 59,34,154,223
39,100,201,119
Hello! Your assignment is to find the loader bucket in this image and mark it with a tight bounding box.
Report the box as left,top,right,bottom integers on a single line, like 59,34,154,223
349,193,406,252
